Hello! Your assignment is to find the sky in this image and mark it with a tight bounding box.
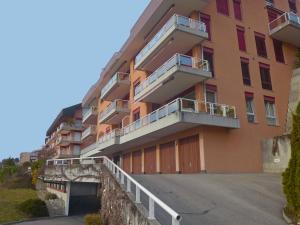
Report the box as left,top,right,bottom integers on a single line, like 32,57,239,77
0,0,149,160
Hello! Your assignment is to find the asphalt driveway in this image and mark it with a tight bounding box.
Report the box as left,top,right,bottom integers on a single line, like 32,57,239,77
134,173,285,225
14,216,84,225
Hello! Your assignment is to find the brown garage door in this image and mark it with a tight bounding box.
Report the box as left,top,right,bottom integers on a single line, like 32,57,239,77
122,153,131,173
160,141,176,174
144,146,156,174
132,150,142,174
179,135,200,173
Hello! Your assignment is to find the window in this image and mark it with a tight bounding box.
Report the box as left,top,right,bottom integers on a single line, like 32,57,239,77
205,84,217,103
200,13,211,41
237,26,246,51
267,9,278,22
203,47,214,77
245,92,255,123
289,0,297,13
273,39,285,63
133,108,140,122
264,96,277,125
240,57,251,85
216,0,229,15
255,32,268,58
259,63,272,90
233,0,242,20
133,79,140,96
265,0,274,7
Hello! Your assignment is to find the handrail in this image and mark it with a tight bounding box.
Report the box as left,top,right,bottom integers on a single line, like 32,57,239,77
98,128,121,144
82,125,96,140
135,53,209,96
98,100,129,122
269,11,300,31
82,106,97,121
46,156,182,225
101,72,130,98
135,14,206,67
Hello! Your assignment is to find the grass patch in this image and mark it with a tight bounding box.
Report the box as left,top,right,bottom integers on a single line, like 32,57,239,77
0,188,38,224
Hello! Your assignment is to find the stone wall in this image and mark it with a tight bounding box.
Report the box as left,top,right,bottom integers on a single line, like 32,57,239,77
99,165,159,225
261,135,291,173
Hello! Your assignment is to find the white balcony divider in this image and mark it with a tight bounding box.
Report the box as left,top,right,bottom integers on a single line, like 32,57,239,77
135,54,209,96
46,156,182,225
82,125,96,140
83,106,97,122
98,100,129,122
98,129,121,144
101,72,130,99
135,14,207,67
269,12,300,31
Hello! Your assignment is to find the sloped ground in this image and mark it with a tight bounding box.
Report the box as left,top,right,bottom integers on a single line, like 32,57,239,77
134,173,285,225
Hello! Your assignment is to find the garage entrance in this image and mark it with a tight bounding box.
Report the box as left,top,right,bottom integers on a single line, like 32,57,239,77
160,141,176,173
144,146,156,174
132,150,142,174
122,152,131,173
179,135,200,173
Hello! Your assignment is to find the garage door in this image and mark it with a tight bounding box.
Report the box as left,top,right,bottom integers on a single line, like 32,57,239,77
144,146,156,174
132,150,142,174
123,153,131,173
179,135,200,173
160,141,176,173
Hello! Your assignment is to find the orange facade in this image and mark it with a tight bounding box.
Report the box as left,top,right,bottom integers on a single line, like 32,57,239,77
82,0,299,173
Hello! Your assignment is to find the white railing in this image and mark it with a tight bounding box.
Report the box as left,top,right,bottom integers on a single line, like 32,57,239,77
57,135,81,144
81,142,98,155
269,12,300,31
82,125,96,140
83,106,97,122
98,100,129,123
101,72,130,99
135,14,206,67
121,98,237,136
98,129,121,144
46,156,182,225
58,122,83,132
135,54,209,96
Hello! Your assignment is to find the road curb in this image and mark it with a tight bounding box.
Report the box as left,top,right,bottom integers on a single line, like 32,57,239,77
0,215,67,225
282,208,300,225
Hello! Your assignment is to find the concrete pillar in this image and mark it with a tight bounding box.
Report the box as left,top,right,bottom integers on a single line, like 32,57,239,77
130,152,133,174
141,148,145,174
199,131,206,172
175,140,180,173
156,144,160,173
65,182,71,216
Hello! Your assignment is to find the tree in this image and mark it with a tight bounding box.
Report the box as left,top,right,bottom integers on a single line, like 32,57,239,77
283,102,300,223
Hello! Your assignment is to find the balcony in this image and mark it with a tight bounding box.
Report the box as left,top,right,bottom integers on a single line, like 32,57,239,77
100,72,130,101
98,100,130,124
58,122,83,135
56,135,81,147
81,125,97,141
134,54,211,103
135,14,208,71
82,106,98,124
269,12,300,47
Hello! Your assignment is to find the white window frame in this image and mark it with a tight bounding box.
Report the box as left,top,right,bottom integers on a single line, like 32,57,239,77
265,100,277,125
246,97,256,123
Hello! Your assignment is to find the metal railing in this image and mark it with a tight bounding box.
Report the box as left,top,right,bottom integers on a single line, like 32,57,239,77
46,156,182,225
135,54,209,96
98,129,121,144
101,72,130,99
82,106,97,122
98,100,129,122
56,135,81,144
269,12,300,31
81,125,96,140
135,14,206,67
58,122,83,132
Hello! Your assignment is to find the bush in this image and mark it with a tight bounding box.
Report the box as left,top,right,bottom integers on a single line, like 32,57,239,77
17,199,49,217
45,193,58,200
84,214,102,225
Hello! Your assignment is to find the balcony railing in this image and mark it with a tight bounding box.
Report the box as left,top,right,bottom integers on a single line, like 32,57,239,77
135,14,206,68
135,54,209,96
100,72,130,99
82,106,97,123
98,100,129,123
269,12,300,31
121,98,237,136
82,125,96,140
58,122,82,132
57,135,81,145
98,129,121,144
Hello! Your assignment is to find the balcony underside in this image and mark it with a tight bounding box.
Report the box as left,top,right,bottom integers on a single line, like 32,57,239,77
136,25,208,71
83,112,240,157
270,22,300,47
99,109,130,125
101,81,130,101
134,65,211,103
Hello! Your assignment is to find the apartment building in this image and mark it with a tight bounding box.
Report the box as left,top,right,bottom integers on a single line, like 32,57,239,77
45,104,83,159
82,0,300,173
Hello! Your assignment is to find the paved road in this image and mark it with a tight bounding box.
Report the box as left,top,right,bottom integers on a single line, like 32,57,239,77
134,173,285,225
15,216,84,225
